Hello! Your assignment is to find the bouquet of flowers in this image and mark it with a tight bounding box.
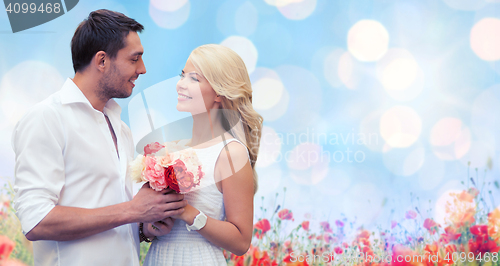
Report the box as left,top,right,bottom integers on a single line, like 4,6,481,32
130,141,205,193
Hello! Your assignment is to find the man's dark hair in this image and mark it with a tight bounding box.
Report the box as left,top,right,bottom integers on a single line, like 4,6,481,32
71,9,144,73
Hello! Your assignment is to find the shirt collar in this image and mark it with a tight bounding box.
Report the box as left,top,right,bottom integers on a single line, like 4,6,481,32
59,78,122,117
59,78,90,106
104,98,122,119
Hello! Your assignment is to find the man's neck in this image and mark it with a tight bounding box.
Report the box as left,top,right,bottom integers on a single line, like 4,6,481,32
72,72,108,112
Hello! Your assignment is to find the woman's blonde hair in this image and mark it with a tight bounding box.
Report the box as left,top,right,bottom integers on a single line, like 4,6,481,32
189,44,263,193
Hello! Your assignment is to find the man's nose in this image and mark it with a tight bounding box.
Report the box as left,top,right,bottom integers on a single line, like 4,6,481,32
138,58,146,75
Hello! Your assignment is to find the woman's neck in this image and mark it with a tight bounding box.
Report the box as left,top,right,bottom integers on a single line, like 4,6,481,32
190,109,226,146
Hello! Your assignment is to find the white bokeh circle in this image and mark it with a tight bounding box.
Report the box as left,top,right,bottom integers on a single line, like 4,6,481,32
252,76,284,110
235,2,258,36
348,20,389,62
376,48,424,101
470,18,500,61
220,36,258,74
430,117,471,160
382,145,425,176
149,0,190,29
380,106,422,148
250,68,289,121
323,48,345,88
288,142,329,185
150,0,188,12
442,0,488,11
256,126,282,168
0,61,64,127
265,0,317,20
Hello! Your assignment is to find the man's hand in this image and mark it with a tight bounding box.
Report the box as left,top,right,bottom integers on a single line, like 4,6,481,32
144,217,176,238
24,183,186,241
128,183,187,223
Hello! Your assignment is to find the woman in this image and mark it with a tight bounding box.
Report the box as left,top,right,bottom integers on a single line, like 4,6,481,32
142,44,263,265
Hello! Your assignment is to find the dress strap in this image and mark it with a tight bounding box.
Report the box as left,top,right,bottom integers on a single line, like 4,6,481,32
218,137,251,161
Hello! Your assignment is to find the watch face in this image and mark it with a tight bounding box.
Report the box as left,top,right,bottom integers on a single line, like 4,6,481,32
193,212,207,230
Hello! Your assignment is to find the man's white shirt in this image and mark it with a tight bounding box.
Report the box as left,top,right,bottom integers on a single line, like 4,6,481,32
12,78,140,265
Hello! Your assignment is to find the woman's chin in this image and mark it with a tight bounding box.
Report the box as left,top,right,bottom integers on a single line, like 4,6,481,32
176,104,187,112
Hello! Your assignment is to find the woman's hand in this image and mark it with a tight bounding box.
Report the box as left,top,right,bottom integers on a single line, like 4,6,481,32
171,204,200,226
143,217,176,238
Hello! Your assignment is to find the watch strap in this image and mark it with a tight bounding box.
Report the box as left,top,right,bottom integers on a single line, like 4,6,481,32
186,211,207,231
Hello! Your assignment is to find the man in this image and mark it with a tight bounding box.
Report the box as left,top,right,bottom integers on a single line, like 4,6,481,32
11,9,185,265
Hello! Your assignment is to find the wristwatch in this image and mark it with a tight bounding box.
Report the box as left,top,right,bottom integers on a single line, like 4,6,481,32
186,211,207,231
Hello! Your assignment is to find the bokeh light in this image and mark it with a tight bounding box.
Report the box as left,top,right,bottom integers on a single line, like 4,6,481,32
252,73,284,110
347,20,389,62
149,0,190,29
150,0,188,12
380,106,422,148
376,48,424,101
382,145,425,176
418,152,445,190
430,117,471,160
471,84,500,163
256,126,282,168
442,0,487,11
0,61,64,127
250,67,289,121
378,2,425,46
254,165,282,197
383,59,417,90
316,167,352,196
360,111,386,152
341,182,384,224
338,51,359,89
220,36,258,74
274,65,322,132
253,22,293,65
322,48,345,88
235,2,258,36
459,141,494,170
470,18,500,61
276,0,317,20
434,188,474,226
288,143,329,185
264,0,304,7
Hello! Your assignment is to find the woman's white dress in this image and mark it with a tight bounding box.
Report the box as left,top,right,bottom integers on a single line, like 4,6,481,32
143,138,247,266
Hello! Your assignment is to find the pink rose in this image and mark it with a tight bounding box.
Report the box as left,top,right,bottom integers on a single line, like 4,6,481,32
172,160,196,193
144,142,164,155
143,156,167,191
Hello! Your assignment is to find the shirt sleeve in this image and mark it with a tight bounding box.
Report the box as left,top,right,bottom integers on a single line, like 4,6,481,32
11,104,65,235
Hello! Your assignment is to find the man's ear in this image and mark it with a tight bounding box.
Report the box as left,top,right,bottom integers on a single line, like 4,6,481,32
93,51,107,72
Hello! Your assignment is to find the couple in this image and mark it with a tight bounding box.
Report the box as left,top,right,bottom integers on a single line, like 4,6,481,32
12,9,262,266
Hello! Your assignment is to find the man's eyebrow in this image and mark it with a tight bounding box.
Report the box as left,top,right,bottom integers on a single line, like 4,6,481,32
131,51,143,56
